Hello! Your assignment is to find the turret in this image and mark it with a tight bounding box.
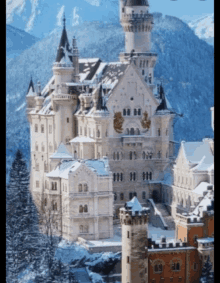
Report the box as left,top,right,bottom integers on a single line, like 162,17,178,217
34,81,44,112
120,197,150,283
26,77,37,114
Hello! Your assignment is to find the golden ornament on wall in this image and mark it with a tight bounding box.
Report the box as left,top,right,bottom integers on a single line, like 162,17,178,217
114,112,124,133
141,111,151,129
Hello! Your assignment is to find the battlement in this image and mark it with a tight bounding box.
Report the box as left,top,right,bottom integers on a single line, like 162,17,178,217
176,213,203,224
147,237,188,250
121,12,153,23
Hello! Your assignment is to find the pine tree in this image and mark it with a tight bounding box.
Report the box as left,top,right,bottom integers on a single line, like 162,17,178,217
199,256,214,283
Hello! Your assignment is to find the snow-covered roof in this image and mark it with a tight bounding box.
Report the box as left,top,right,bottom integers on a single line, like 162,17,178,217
46,160,77,179
84,159,109,176
26,87,36,97
121,197,150,216
70,136,95,143
50,143,73,159
192,182,213,195
41,76,55,97
182,140,213,166
190,189,214,216
197,237,214,244
79,58,101,82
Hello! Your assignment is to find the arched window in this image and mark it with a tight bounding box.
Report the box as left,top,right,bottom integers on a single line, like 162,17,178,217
117,152,120,160
130,151,132,160
134,109,137,116
142,151,146,159
138,108,141,115
130,173,133,181
78,184,82,192
52,201,57,211
97,130,100,138
35,124,38,132
35,143,38,151
114,193,117,201
134,152,136,159
142,191,146,199
74,150,77,159
120,173,123,181
84,205,88,213
123,109,126,116
158,129,161,136
79,225,83,233
41,125,44,133
127,109,130,116
79,205,83,213
130,128,134,135
120,193,124,200
84,225,89,233
117,173,120,182
84,184,88,192
133,172,136,181
129,192,133,200
67,117,69,123
136,128,140,135
149,73,152,84
113,152,116,160
142,70,145,76
146,172,149,180
149,172,152,180
113,173,116,182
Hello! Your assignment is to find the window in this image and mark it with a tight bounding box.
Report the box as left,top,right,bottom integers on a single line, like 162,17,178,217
45,180,48,189
149,73,152,84
84,127,87,136
134,109,137,116
130,173,133,181
149,172,152,180
36,163,39,171
49,143,53,152
142,151,146,159
84,184,88,192
35,143,38,151
120,193,124,200
166,128,168,136
158,128,161,136
170,278,173,282
114,193,117,201
97,130,100,138
79,205,83,213
154,264,163,273
36,181,39,188
127,256,129,263
130,128,134,135
142,70,145,76
52,202,57,211
78,184,82,192
133,172,136,181
143,172,145,180
120,173,123,181
136,128,140,135
117,173,120,182
138,108,141,115
44,198,47,206
44,162,47,172
142,191,146,199
67,118,69,123
157,151,161,159
171,262,181,271
129,192,133,200
113,173,116,182
130,151,132,160
123,109,126,116
41,125,44,133
42,143,45,152
193,263,198,271
113,152,116,160
193,235,198,243
117,152,120,160
51,182,57,191
122,7,124,12
127,109,130,116
35,124,38,132
49,125,52,133
127,231,129,238
80,225,83,233
66,137,70,145
84,205,88,213
140,60,142,68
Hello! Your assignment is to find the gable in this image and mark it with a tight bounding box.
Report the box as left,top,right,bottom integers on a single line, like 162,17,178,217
175,143,190,170
106,64,159,115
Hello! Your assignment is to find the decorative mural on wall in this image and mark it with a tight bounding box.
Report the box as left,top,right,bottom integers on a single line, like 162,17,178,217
141,111,151,129
114,112,124,133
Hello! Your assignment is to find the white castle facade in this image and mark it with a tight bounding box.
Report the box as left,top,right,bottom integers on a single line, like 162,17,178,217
26,0,214,242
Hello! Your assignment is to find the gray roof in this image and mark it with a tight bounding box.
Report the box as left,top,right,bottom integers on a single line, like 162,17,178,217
125,0,149,6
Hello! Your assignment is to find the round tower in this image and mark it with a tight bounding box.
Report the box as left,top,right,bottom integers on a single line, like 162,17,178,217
120,197,150,283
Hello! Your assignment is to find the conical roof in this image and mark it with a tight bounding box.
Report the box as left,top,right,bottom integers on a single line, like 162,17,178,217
55,15,72,63
27,77,35,94
156,84,169,111
125,0,149,6
96,84,107,111
50,142,73,159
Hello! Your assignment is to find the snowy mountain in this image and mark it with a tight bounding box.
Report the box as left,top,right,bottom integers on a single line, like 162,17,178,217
188,14,214,46
6,0,119,38
6,24,39,59
6,13,214,182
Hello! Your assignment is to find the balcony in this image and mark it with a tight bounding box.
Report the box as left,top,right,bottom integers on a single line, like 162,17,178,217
121,135,145,145
52,94,75,101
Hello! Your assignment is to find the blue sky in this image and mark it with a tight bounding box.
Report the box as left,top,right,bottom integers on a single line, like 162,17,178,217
149,0,214,21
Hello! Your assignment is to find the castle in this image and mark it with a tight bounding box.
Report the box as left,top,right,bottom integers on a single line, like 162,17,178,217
26,0,214,264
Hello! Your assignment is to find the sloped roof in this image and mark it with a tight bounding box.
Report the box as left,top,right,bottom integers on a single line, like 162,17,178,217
27,77,35,94
46,160,77,179
84,159,109,176
125,0,149,6
126,197,143,212
193,182,213,195
70,136,95,143
96,84,108,111
55,25,71,63
79,58,102,81
191,189,214,216
50,143,73,159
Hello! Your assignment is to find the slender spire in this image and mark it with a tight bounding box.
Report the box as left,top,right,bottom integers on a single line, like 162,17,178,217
156,84,168,111
63,12,66,29
27,76,35,94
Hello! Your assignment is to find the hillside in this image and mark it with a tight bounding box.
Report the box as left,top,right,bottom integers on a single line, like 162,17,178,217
6,13,214,181
6,24,39,59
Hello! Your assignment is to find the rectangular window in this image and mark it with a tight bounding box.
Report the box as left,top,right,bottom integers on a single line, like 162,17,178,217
127,256,129,263
41,125,44,133
67,118,69,123
127,231,129,238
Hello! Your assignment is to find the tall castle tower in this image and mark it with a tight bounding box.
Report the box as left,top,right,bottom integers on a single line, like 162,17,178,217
119,0,157,87
120,197,150,283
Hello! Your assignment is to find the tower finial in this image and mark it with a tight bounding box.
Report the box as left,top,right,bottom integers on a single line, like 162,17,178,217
63,12,66,28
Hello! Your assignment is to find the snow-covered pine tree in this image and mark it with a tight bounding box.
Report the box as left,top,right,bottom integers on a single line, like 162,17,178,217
199,256,214,283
